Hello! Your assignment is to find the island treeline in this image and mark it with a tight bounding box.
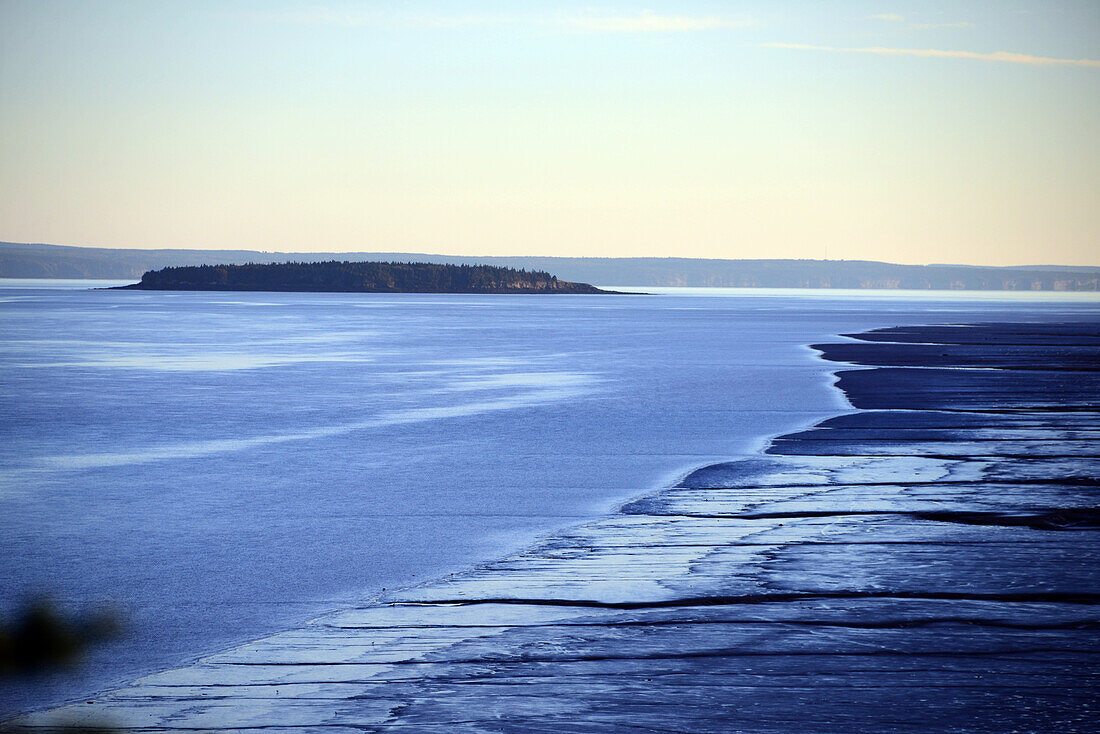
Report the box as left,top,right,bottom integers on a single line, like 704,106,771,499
122,260,609,294
4,242,1099,290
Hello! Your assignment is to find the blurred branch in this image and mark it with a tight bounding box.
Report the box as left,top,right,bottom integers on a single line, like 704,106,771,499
0,599,121,677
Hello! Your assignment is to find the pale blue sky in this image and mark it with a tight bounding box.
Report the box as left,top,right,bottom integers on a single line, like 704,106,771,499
1,1,1097,264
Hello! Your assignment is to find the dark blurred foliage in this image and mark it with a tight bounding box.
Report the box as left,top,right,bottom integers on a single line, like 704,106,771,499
1,725,119,734
0,599,121,677
1,599,124,733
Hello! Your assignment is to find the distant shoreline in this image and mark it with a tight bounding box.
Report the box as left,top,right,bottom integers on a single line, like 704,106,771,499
7,278,1100,302
4,241,1098,290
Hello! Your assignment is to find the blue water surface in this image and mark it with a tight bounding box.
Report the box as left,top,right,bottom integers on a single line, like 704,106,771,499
1,282,1097,714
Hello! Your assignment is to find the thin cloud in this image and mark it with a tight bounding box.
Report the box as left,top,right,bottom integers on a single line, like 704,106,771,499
911,21,975,30
866,13,974,30
400,15,515,29
249,8,753,34
558,11,754,33
251,8,515,28
760,43,1100,68
251,8,377,26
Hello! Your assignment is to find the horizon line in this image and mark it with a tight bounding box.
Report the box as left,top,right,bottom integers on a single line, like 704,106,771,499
2,241,1098,271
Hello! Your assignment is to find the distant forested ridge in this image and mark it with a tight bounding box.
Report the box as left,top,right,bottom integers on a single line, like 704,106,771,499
121,261,610,294
3,242,1099,290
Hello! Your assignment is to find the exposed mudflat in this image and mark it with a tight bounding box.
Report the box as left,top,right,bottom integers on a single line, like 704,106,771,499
16,321,1099,732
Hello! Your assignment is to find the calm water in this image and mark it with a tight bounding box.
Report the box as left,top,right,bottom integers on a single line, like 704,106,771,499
2,282,1097,714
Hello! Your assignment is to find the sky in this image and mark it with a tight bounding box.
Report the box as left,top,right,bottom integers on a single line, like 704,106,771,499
1,1,1097,265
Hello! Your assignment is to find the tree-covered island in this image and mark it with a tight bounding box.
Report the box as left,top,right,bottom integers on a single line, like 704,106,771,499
120,261,614,294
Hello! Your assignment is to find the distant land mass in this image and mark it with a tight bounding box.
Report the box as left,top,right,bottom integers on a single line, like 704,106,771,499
2,242,1099,290
120,261,609,294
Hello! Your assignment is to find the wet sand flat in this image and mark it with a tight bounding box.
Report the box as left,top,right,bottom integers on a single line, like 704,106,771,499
17,321,1099,732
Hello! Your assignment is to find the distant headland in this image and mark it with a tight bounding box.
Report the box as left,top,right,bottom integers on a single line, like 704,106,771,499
3,242,1099,290
117,261,612,294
